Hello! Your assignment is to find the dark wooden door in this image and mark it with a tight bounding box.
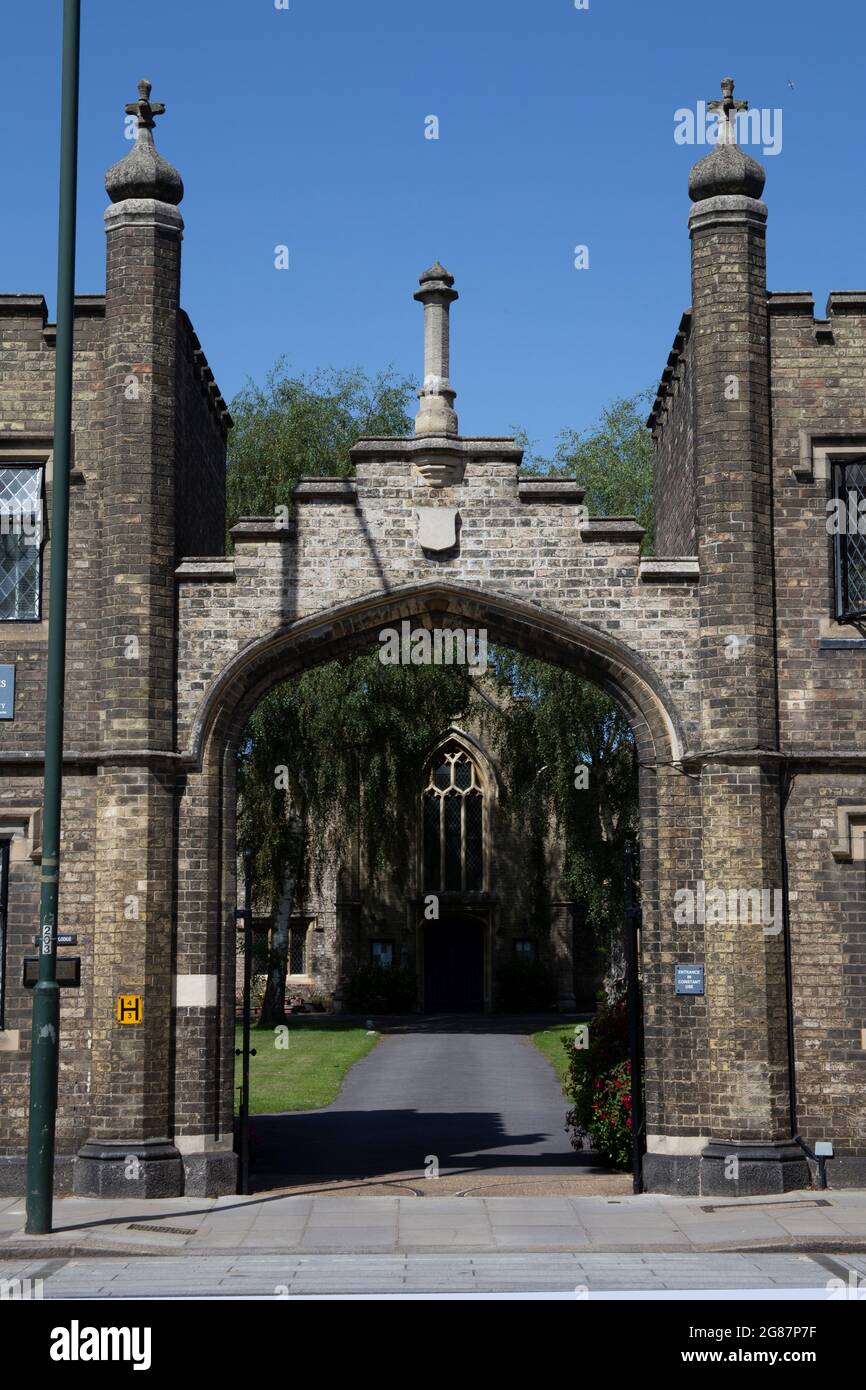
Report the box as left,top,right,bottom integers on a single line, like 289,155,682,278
423,917,484,1012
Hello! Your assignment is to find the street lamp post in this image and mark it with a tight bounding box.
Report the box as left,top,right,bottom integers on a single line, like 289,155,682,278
25,0,81,1235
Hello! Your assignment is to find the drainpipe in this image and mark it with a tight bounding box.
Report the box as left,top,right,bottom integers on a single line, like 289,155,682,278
780,786,829,1191
766,304,823,1190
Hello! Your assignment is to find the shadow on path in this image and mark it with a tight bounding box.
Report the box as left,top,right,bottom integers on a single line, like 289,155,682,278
246,1013,599,1186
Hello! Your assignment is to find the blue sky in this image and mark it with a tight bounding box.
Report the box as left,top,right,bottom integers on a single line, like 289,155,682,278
2,0,863,456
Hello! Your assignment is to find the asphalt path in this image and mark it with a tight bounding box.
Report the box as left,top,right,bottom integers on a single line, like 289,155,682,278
248,1018,593,1181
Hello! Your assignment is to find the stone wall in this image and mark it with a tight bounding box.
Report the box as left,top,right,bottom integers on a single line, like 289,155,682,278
766,290,866,1176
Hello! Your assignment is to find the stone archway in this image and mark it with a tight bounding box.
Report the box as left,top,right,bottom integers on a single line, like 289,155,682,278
170,580,696,1196
59,257,806,1201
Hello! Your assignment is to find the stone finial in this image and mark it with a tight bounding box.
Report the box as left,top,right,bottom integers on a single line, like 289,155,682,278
688,78,765,203
708,77,748,147
125,78,166,131
414,262,459,437
419,261,455,289
105,79,184,206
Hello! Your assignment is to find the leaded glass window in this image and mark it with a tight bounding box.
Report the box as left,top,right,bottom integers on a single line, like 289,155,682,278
833,458,866,621
289,924,307,974
0,466,43,621
422,743,485,893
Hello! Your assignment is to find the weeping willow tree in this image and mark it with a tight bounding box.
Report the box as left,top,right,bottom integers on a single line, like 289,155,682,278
240,650,641,1022
227,363,416,532
490,654,639,958
504,390,654,990
237,655,477,1023
229,364,420,1023
518,391,655,553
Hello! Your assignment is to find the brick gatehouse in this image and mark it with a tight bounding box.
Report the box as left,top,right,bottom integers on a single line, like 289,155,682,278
0,78,864,1198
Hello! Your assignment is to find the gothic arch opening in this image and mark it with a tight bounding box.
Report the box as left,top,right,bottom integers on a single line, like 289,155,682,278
193,580,685,770
422,736,489,896
173,580,692,1187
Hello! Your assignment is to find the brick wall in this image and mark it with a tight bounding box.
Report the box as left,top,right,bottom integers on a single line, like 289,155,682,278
649,313,697,555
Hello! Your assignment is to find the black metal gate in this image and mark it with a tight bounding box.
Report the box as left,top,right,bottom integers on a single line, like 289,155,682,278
624,838,646,1193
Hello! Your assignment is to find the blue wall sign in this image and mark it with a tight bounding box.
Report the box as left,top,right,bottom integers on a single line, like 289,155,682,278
0,665,15,720
675,964,705,995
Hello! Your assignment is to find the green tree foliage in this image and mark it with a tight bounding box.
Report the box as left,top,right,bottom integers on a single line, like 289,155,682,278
226,363,416,532
490,654,639,942
518,391,655,552
500,392,654,946
237,655,476,910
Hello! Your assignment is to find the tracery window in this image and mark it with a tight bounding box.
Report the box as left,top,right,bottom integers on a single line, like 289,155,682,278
422,742,484,893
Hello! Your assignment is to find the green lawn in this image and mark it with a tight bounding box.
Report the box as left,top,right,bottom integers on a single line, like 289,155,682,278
234,1021,380,1114
531,1024,576,1094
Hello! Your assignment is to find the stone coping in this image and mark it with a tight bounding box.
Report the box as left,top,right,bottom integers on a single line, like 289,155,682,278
639,557,699,582
579,517,645,543
517,478,585,502
0,294,48,318
826,291,866,315
647,309,692,433
350,435,523,462
292,479,358,500
229,518,296,540
767,291,815,315
175,558,236,581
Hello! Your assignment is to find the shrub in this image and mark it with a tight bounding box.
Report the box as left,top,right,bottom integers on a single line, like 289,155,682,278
343,963,417,1013
564,998,635,1167
494,957,555,1012
586,1059,633,1168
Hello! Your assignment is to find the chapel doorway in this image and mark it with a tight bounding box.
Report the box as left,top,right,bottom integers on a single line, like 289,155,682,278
423,915,485,1012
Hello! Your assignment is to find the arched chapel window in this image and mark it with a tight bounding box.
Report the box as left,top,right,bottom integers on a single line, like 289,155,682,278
423,742,484,893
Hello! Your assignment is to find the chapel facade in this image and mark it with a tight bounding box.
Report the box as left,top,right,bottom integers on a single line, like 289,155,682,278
268,695,604,1017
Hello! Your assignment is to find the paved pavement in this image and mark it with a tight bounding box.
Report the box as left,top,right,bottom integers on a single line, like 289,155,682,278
1,1189,864,1260
248,1018,594,1181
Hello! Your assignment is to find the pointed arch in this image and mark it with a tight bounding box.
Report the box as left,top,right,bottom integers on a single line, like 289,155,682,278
421,732,492,895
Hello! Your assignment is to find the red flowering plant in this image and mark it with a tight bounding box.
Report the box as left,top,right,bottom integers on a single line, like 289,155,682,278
563,998,637,1169
586,1059,633,1168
